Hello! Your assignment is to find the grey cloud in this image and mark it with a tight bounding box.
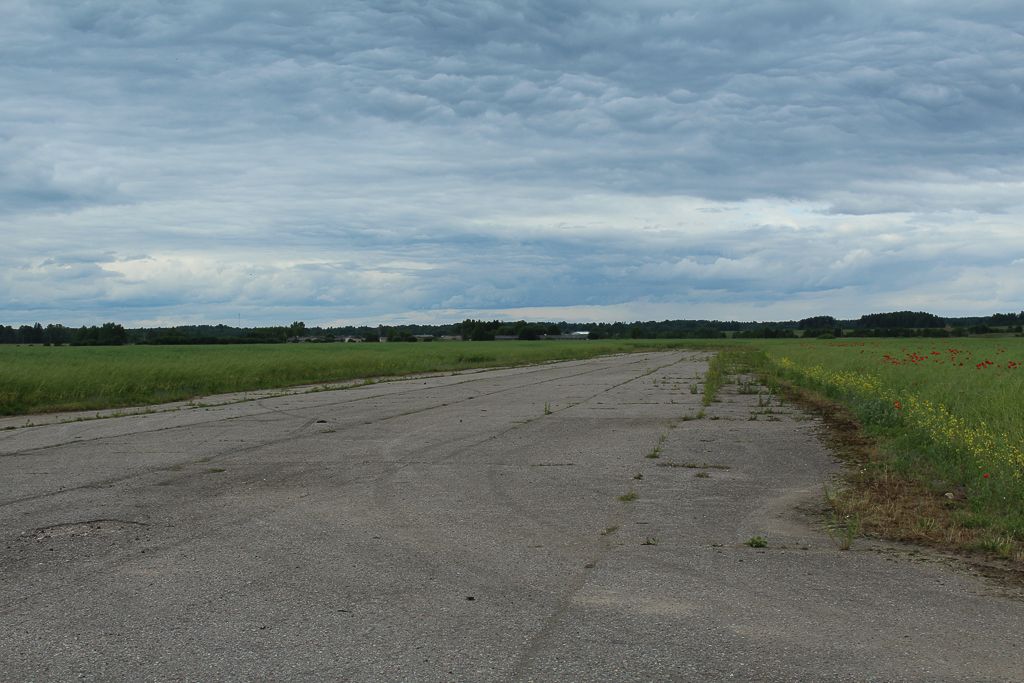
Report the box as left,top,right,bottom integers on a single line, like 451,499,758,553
9,1,1022,202
3,1,1023,325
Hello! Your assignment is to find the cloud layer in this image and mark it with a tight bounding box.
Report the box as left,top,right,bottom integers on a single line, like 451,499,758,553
3,1,1022,325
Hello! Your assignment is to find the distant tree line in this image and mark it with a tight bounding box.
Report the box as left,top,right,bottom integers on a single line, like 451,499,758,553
2,310,1021,345
455,319,562,341
793,311,1023,339
137,325,291,345
856,311,946,328
0,323,126,346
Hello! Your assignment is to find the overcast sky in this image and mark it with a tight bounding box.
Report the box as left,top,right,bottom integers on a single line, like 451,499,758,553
3,1,1022,327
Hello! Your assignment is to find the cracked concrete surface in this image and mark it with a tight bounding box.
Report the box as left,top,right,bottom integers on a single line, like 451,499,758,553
1,351,1022,681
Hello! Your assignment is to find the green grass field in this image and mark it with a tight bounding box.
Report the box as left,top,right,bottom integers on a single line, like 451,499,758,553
0,339,707,416
761,338,1024,450
748,337,1024,559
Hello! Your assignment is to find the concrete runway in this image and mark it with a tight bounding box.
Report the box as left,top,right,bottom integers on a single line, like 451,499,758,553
2,351,1022,681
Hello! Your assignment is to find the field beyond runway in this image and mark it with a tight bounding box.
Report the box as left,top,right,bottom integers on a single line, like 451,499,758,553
2,351,1022,681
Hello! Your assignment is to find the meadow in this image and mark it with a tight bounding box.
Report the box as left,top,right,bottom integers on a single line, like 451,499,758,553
749,337,1024,559
0,339,706,416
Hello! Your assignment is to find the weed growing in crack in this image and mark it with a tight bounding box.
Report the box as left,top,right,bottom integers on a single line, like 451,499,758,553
738,379,760,394
826,513,860,551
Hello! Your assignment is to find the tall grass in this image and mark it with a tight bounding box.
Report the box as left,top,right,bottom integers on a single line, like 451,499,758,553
701,347,749,406
0,339,705,416
754,337,1024,556
762,339,1023,443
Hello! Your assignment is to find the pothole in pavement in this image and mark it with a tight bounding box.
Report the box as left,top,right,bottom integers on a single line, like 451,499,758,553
7,519,152,555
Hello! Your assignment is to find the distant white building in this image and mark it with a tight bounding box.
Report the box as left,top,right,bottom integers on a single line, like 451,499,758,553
540,331,589,340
